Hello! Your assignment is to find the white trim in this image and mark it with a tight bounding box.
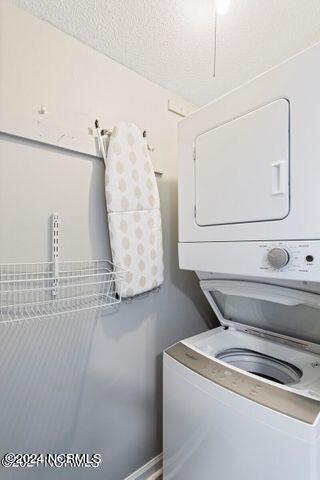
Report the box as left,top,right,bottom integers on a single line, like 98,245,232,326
124,453,163,480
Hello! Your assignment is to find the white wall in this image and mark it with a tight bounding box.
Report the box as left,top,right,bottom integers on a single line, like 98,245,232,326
0,3,211,479
0,1,195,174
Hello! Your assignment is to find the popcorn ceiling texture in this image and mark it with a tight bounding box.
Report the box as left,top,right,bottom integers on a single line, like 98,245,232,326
11,0,215,105
10,0,320,105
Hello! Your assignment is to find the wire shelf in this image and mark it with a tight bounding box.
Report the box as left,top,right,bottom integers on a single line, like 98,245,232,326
0,259,126,324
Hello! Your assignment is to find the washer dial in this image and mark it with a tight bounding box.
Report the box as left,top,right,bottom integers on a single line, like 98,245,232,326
267,247,290,269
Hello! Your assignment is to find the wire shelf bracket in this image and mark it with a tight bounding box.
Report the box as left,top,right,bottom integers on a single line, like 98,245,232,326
52,213,59,297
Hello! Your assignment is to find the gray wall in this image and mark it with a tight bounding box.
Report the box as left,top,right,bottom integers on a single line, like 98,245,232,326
0,132,210,480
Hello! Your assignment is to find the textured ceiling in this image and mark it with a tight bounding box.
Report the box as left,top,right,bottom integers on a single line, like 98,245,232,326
10,0,320,106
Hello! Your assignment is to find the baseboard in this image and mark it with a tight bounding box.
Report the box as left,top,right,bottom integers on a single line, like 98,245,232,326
124,453,163,480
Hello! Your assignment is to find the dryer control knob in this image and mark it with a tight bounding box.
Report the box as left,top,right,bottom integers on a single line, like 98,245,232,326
267,248,290,269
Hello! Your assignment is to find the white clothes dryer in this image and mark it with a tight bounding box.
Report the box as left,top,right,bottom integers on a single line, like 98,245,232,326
178,41,320,283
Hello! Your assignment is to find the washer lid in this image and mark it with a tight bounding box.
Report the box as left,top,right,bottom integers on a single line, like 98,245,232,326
200,280,320,350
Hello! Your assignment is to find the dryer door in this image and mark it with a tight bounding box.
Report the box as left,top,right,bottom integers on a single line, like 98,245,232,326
200,280,320,348
195,99,290,226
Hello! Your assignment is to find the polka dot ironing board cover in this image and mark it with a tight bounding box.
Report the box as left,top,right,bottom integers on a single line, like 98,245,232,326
105,121,164,298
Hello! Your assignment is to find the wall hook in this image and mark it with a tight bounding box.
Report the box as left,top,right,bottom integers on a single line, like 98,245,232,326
95,119,113,136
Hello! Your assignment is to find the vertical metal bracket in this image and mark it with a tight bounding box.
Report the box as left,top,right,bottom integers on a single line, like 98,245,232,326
52,213,59,297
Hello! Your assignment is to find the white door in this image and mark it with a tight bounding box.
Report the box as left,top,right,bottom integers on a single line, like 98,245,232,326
195,99,290,226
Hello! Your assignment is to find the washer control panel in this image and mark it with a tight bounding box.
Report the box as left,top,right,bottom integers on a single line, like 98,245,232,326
260,242,315,274
166,342,320,424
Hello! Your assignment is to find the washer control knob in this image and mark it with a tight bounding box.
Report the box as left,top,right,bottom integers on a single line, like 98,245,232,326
267,248,290,269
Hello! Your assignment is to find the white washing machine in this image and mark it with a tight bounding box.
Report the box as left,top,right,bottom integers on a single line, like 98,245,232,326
163,279,320,480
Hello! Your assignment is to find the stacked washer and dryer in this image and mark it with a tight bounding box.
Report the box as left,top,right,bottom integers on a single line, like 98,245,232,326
163,42,320,480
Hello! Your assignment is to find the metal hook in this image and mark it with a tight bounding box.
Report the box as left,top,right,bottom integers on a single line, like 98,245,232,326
101,128,113,136
95,120,154,148
95,119,113,136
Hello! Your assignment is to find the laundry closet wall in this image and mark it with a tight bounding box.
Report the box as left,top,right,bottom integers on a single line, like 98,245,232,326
0,3,211,479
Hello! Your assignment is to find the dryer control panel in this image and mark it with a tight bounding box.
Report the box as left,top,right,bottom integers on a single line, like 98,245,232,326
260,242,315,275
178,240,320,282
